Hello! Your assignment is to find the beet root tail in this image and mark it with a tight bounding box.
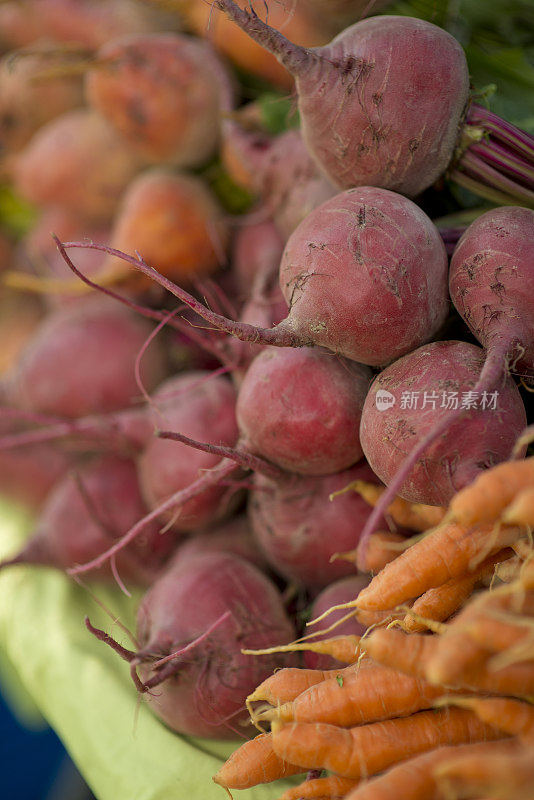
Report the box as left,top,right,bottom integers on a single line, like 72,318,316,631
212,0,313,76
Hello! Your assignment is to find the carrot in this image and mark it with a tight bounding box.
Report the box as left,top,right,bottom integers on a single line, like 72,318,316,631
434,741,534,799
403,548,513,633
355,608,405,628
353,530,408,573
270,708,501,780
241,635,361,665
362,628,435,679
403,575,478,633
364,628,534,696
468,609,534,659
336,480,446,532
246,664,359,708
442,697,534,740
263,662,444,727
503,487,534,526
448,458,534,526
354,523,523,611
278,775,359,800
493,554,524,584
520,558,534,589
426,587,534,683
343,740,515,800
212,732,305,789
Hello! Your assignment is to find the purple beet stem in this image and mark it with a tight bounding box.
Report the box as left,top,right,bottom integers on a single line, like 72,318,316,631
67,460,238,576
157,430,287,481
56,238,304,349
459,104,534,207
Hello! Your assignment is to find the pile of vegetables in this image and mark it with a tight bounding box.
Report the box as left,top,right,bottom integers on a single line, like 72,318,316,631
216,455,534,799
0,1,533,798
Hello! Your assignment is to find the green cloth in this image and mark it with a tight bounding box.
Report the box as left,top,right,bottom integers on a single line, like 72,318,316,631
0,500,298,800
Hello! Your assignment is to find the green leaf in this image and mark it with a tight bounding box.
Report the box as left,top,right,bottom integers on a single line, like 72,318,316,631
0,184,38,239
466,46,534,133
336,675,344,688
257,93,300,135
0,502,299,800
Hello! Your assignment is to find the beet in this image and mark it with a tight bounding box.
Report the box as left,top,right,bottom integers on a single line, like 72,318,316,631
137,372,239,533
249,461,388,589
88,551,296,738
360,340,527,506
1,455,174,583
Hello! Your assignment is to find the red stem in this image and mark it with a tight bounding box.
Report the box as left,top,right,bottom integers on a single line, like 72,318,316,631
67,460,238,576
156,430,287,481
213,0,315,76
58,239,305,349
85,617,137,662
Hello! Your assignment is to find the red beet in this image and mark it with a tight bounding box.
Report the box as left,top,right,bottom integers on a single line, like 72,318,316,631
249,461,387,589
173,516,266,571
360,340,527,506
137,372,240,533
5,299,167,419
87,551,296,738
236,347,371,475
1,455,175,583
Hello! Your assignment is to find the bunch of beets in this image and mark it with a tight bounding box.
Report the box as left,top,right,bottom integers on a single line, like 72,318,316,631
0,0,532,744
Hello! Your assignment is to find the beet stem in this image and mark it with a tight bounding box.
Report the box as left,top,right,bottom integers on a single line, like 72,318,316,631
213,0,314,76
156,430,287,480
59,239,305,349
468,104,534,162
0,413,134,452
470,139,534,189
458,150,534,207
449,170,524,207
67,460,238,576
52,235,186,322
141,611,233,691
85,617,137,662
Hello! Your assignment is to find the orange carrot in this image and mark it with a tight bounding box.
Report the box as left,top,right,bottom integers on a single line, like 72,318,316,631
403,574,478,633
355,607,405,628
355,530,408,573
335,480,446,532
242,636,361,665
442,697,534,740
502,487,534,527
343,740,515,800
355,523,523,611
403,548,512,633
425,587,534,684
448,458,534,526
362,628,435,679
265,662,444,727
520,558,534,589
364,628,534,696
271,708,500,780
468,610,534,658
434,741,533,799
212,733,305,789
278,775,359,800
246,664,359,708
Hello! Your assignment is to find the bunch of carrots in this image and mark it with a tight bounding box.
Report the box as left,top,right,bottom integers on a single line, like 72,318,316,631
213,453,534,799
